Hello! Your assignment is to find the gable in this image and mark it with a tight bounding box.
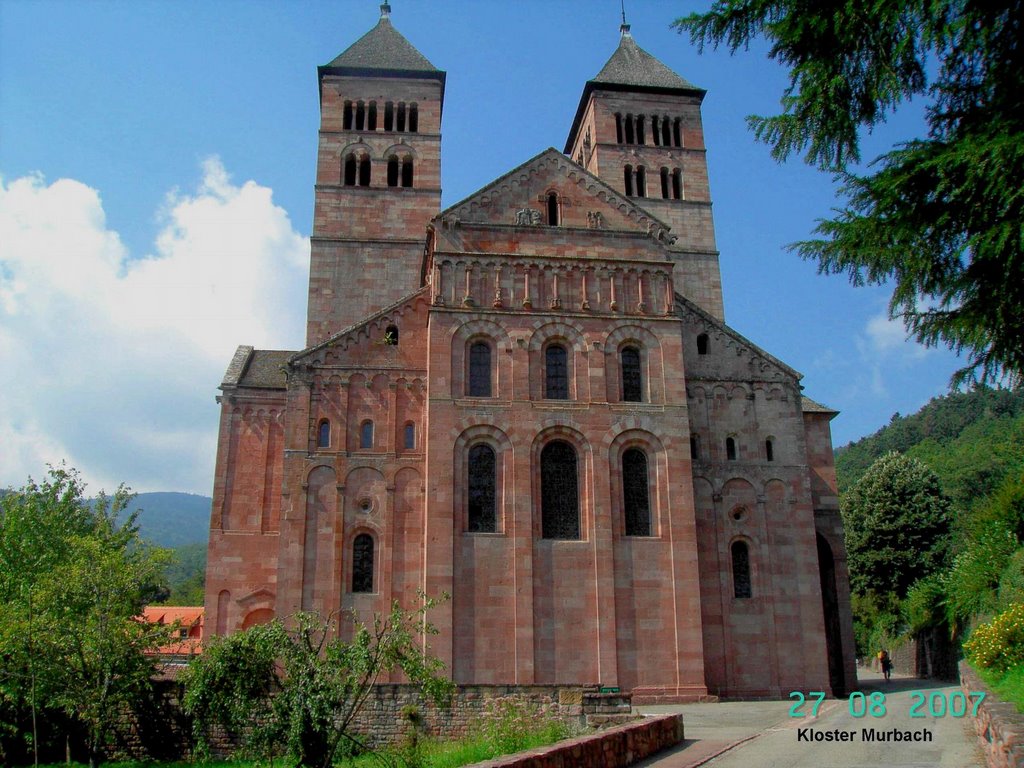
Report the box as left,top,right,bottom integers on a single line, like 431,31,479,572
436,148,674,244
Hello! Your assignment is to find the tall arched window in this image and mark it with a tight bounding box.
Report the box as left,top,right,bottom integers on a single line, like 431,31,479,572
732,541,752,598
615,113,624,144
404,422,416,450
765,438,775,462
623,165,634,197
360,421,374,450
636,115,646,145
661,116,671,146
621,346,642,402
624,114,635,144
726,436,737,461
468,341,492,397
317,420,330,448
343,155,357,186
673,117,682,147
401,158,413,187
355,101,366,131
636,166,647,197
546,192,559,226
660,167,670,199
384,101,394,131
541,441,579,539
343,101,354,130
358,156,371,186
468,444,496,533
672,169,682,200
396,102,407,132
622,448,651,536
387,156,399,187
545,344,568,399
651,115,661,146
352,534,374,593
367,101,377,130
409,103,419,132
690,434,700,460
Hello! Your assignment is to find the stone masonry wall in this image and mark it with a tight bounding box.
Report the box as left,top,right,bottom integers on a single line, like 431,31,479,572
960,662,1024,768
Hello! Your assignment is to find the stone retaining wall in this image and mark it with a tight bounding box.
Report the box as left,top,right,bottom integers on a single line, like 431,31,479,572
468,714,684,768
960,662,1024,768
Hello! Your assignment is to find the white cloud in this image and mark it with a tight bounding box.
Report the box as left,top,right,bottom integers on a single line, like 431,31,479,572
0,159,309,494
864,311,929,359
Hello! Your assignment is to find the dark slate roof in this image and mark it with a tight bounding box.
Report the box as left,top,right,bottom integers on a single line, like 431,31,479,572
325,11,438,73
221,348,292,390
802,396,839,416
593,26,697,91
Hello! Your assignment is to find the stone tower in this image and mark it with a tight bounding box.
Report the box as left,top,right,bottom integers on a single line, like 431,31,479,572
306,3,445,345
565,24,724,319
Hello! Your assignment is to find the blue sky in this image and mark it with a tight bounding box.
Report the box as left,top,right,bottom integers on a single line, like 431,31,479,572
0,0,964,495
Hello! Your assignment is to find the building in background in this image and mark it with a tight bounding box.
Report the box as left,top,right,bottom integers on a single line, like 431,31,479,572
205,4,856,700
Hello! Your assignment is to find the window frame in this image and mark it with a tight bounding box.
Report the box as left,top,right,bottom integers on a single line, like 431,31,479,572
544,343,570,400
540,440,581,540
467,340,494,398
622,447,652,537
351,533,375,593
467,443,498,533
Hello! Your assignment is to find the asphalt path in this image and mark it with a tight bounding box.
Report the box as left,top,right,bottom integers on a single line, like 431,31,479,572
635,668,985,767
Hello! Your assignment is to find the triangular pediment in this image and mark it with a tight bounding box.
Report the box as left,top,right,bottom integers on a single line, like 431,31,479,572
435,148,674,244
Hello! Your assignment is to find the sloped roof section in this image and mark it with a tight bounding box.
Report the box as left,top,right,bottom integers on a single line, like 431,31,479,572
802,396,840,416
594,26,698,90
220,346,292,390
325,8,439,73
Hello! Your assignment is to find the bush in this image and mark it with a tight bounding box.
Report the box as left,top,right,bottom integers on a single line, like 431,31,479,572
963,602,1024,672
999,550,1024,608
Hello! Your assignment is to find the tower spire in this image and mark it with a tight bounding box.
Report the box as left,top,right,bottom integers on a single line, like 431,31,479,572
620,0,630,35
380,2,391,19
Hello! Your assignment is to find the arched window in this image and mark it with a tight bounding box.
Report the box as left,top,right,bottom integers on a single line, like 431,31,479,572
545,344,568,399
732,541,752,598
358,156,371,187
690,434,700,460
387,156,399,187
673,117,682,147
355,101,366,131
384,101,394,131
397,102,407,132
623,165,635,197
343,101,354,130
765,438,775,462
317,420,330,448
662,116,671,147
636,166,647,198
368,101,377,130
624,114,635,144
384,324,398,345
636,115,646,145
360,421,374,450
401,157,413,187
651,115,661,146
541,441,579,539
622,448,651,536
621,346,642,402
409,103,419,132
696,333,709,355
546,192,559,226
615,113,624,144
352,534,374,593
672,168,682,200
468,444,496,533
404,422,416,450
726,436,737,461
343,155,357,186
660,167,670,199
468,341,492,397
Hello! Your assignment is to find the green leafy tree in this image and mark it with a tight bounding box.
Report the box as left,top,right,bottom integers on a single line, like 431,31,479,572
842,452,952,598
181,602,454,768
0,468,170,768
674,1,1024,385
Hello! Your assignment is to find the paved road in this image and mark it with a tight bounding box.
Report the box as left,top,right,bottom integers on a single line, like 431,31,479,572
635,669,985,768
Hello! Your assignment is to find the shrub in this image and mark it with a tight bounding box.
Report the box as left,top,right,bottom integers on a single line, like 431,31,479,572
964,602,1024,672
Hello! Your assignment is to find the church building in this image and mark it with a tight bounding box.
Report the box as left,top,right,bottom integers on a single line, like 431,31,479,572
205,5,857,701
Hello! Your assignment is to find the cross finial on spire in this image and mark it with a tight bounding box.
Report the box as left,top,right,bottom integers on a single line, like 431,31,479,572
380,2,391,19
620,0,631,36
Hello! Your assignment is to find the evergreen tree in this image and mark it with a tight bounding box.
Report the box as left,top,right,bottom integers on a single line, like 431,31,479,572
674,1,1024,385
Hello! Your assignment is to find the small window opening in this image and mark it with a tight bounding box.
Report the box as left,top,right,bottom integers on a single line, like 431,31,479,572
732,541,752,598
409,103,419,132
622,448,651,536
343,155,357,186
673,118,682,147
368,101,377,130
690,435,700,460
360,421,374,449
660,167,670,199
468,341,492,397
726,437,737,461
636,166,647,198
651,116,661,146
765,439,775,462
672,169,682,200
384,101,394,131
546,192,559,226
545,344,569,400
384,324,398,345
624,165,634,197
317,420,330,448
355,101,366,131
541,441,580,539
401,157,413,187
621,346,642,402
352,534,374,593
615,113,624,144
358,156,371,186
468,444,497,533
343,101,354,130
662,117,671,146
404,422,416,450
397,102,407,132
696,333,709,355
636,115,646,145
387,156,399,187
624,114,635,144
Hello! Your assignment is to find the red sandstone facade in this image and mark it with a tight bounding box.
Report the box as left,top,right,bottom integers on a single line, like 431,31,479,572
205,7,857,700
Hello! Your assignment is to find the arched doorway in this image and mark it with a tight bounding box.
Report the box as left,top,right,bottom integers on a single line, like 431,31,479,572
817,533,847,696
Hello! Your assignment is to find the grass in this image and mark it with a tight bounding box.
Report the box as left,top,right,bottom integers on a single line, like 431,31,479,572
975,664,1024,713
